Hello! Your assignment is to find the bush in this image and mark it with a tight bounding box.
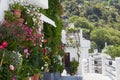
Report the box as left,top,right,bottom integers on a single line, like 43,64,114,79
69,58,79,75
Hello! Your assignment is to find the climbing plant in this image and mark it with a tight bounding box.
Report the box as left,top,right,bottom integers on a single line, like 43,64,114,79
43,0,64,73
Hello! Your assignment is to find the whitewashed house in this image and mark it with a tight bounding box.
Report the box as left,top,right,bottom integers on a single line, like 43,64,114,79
61,29,91,75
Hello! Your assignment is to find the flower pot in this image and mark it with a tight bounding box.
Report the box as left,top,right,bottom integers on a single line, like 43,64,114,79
29,76,34,80
18,18,24,23
14,10,21,18
33,73,40,80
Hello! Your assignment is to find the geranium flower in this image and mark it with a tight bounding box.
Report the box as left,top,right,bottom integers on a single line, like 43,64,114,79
0,45,4,50
24,48,30,58
12,76,16,80
2,41,8,48
42,48,47,55
43,39,47,43
24,48,29,54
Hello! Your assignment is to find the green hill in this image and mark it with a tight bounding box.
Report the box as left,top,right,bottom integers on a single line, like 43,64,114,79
61,0,120,57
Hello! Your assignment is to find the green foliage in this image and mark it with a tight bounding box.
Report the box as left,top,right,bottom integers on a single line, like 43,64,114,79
69,58,79,75
48,55,63,73
104,45,120,59
4,11,18,22
10,2,23,10
22,9,34,28
68,15,78,23
0,24,24,50
62,0,80,17
74,17,94,30
88,14,99,22
89,41,97,53
42,0,64,73
62,0,120,51
43,0,63,53
68,16,94,39
18,46,43,79
0,50,22,80
91,27,120,49
66,27,80,33
0,3,45,79
90,27,111,49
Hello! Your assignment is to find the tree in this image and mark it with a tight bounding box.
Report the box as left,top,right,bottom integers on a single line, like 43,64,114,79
88,14,99,22
91,27,120,49
68,15,79,23
62,0,120,54
104,45,120,59
75,17,94,39
90,27,111,49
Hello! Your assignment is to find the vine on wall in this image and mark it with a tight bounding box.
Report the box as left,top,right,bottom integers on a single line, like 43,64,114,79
43,0,64,72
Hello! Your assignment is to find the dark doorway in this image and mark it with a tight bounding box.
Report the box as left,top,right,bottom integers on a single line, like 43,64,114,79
63,52,70,73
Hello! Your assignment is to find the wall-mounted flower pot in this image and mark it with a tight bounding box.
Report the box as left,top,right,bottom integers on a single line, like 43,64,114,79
18,18,24,23
14,10,21,18
33,73,40,80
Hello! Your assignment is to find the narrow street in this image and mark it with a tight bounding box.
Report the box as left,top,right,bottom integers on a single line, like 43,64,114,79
83,73,111,80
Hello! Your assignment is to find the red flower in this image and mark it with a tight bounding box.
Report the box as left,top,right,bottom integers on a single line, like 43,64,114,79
0,45,4,50
2,41,8,48
42,48,47,55
43,39,47,43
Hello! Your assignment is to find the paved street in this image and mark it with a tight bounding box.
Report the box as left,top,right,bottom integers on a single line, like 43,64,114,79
83,73,112,80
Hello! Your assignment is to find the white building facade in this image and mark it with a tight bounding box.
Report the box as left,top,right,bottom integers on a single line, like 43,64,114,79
62,29,90,75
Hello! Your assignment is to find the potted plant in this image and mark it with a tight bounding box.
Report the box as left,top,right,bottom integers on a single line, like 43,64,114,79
10,2,23,18
0,21,44,80
44,54,64,80
69,58,79,75
0,23,25,80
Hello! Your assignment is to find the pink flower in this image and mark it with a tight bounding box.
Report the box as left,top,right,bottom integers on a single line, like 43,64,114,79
24,26,29,30
10,64,14,70
0,45,4,50
2,41,8,48
24,49,28,54
24,49,30,58
29,28,33,32
25,53,30,58
12,77,16,80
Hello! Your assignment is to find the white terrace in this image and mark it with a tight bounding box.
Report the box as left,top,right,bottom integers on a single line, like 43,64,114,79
62,29,120,80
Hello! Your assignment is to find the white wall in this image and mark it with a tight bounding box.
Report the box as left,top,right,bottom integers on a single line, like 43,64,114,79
27,0,48,9
116,57,120,80
63,30,91,75
0,0,9,22
65,47,79,61
62,30,67,44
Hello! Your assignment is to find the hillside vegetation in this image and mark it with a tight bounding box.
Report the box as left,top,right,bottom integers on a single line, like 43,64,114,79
61,0,120,58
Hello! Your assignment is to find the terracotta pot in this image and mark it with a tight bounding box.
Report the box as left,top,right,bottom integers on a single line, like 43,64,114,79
14,10,21,18
18,18,24,23
33,73,40,80
29,76,34,80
